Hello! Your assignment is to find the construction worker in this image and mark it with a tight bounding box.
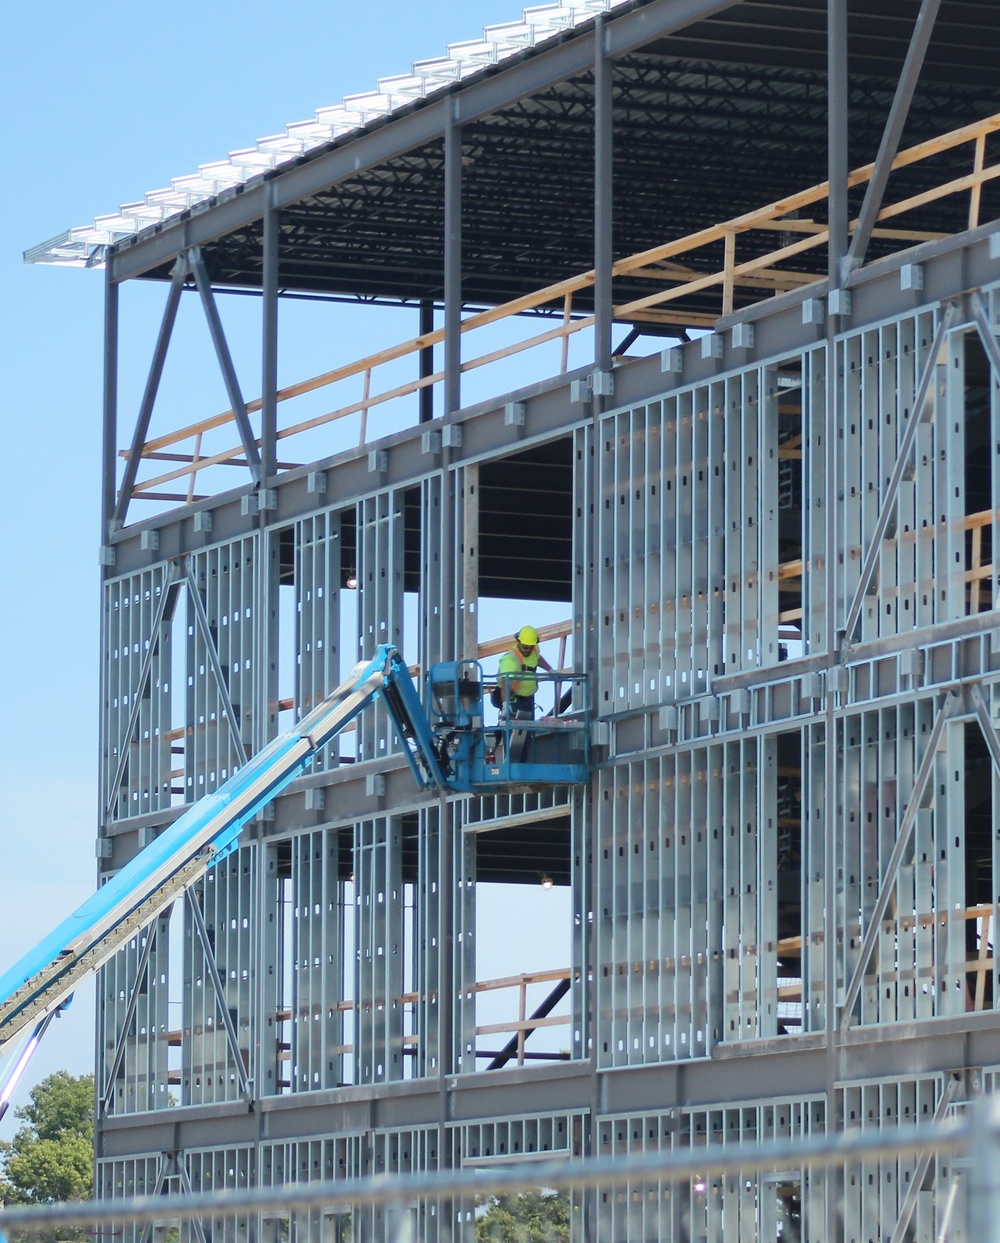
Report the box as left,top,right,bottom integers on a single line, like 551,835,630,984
497,625,553,720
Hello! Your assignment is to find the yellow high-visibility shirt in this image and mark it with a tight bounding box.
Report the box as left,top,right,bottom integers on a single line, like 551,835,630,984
498,647,540,698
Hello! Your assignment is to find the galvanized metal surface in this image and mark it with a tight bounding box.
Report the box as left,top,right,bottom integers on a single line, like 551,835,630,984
68,3,1000,1236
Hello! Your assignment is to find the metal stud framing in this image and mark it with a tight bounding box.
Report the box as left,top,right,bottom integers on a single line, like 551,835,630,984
98,915,170,1116
285,828,353,1092
87,6,1000,1231
102,567,177,822
596,1097,826,1242
182,850,257,1106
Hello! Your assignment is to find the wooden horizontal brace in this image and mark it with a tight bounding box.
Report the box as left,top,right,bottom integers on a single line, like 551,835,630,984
119,106,1000,514
875,161,1000,226
474,967,573,993
475,1014,569,1037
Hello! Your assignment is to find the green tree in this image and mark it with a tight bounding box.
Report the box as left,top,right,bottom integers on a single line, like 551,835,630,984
475,1191,570,1243
0,1071,94,1207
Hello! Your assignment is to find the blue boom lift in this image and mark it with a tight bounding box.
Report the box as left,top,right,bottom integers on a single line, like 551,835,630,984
0,645,588,1117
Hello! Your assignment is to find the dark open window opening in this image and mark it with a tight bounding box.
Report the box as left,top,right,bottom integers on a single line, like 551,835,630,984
473,432,575,892
776,731,803,1036
964,722,993,1010
774,360,804,661
478,438,574,604
964,332,994,615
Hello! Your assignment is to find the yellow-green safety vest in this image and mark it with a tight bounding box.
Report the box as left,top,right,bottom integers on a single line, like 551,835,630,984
498,647,540,698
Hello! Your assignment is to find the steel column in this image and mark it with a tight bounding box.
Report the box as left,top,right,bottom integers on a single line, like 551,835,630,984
261,199,279,485
593,15,614,375
102,267,119,544
444,108,462,418
827,0,849,285
419,299,434,423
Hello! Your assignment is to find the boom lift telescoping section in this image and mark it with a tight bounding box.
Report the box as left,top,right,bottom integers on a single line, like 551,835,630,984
0,645,589,1109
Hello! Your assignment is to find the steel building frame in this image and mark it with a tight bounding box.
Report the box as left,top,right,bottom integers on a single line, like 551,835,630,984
52,0,1000,1238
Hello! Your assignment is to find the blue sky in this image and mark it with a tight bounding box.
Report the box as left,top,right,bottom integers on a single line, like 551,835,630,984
0,0,581,1125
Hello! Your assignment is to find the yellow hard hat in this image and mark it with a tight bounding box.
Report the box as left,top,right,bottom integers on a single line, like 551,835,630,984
517,625,539,646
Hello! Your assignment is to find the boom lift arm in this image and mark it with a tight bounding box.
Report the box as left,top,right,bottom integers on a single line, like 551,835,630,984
0,647,435,1063
0,644,588,1105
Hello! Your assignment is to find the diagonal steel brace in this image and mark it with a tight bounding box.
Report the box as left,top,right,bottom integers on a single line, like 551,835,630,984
185,889,252,1103
135,1156,169,1243
844,0,942,274
104,563,181,822
100,916,162,1117
189,248,261,486
840,691,958,1030
183,558,248,764
112,259,188,531
842,303,956,648
887,1073,962,1243
136,1152,209,1243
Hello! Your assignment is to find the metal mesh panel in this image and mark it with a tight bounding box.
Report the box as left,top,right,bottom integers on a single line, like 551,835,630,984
596,376,780,717
365,1129,443,1243
801,719,828,1034
258,1135,363,1243
355,817,404,1084
464,786,572,830
803,343,828,656
459,1112,582,1161
184,1146,255,1243
357,492,405,763
95,1155,161,1243
415,805,442,1076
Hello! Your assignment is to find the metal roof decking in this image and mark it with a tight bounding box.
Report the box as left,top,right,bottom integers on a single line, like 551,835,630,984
26,0,1000,316
25,0,628,269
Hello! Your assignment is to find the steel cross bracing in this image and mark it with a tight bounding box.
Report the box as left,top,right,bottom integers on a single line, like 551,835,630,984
82,247,1000,1243
18,1,1000,1240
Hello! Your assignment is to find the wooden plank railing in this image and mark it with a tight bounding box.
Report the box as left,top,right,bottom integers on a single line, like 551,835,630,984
776,506,1000,625
156,902,1000,1081
775,904,998,1013
120,110,1000,507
